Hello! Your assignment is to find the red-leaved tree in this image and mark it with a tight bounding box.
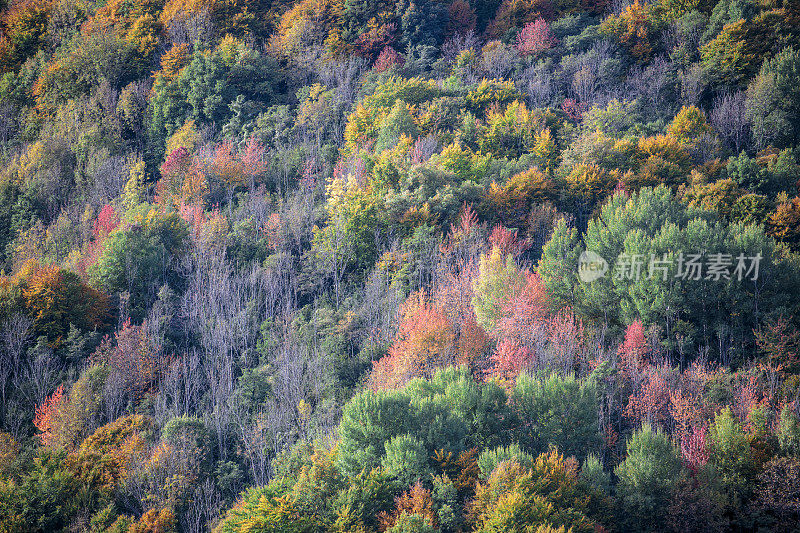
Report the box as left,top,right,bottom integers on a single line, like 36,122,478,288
619,320,649,374
94,204,120,240
625,365,674,427
485,338,532,385
516,18,557,56
489,225,529,257
374,46,405,72
680,425,709,472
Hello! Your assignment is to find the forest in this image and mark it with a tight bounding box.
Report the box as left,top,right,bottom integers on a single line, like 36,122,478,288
0,0,799,530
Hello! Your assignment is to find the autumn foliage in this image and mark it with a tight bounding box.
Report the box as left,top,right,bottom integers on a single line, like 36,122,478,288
516,18,557,56
33,384,64,446
93,321,167,401
618,320,650,374
2,0,800,529
370,292,455,390
378,481,438,531
0,261,111,345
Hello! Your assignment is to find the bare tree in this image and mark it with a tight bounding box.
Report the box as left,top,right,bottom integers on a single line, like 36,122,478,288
357,266,406,349
518,62,555,108
0,104,16,146
711,91,750,154
234,332,336,485
411,135,439,165
527,202,561,255
563,40,618,107
237,408,275,487
182,245,270,454
182,479,223,533
320,56,369,110
439,31,480,82
154,350,202,426
0,314,31,424
21,339,62,407
313,55,369,143
679,64,707,106
573,66,599,105
118,444,153,516
441,30,480,66
279,189,318,260
102,359,130,422
314,211,353,309
202,345,235,456
662,14,704,61
166,8,215,46
626,56,677,119
610,0,633,14
91,154,127,207
480,41,518,80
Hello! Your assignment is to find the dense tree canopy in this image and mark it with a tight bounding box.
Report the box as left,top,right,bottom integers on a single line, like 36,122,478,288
0,0,798,530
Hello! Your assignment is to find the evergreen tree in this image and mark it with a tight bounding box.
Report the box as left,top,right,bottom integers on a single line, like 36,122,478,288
615,423,685,533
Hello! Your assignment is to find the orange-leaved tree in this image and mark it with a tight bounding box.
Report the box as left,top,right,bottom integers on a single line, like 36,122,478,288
369,291,455,390
33,384,64,446
377,481,438,531
494,270,549,346
19,261,110,345
435,260,492,371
